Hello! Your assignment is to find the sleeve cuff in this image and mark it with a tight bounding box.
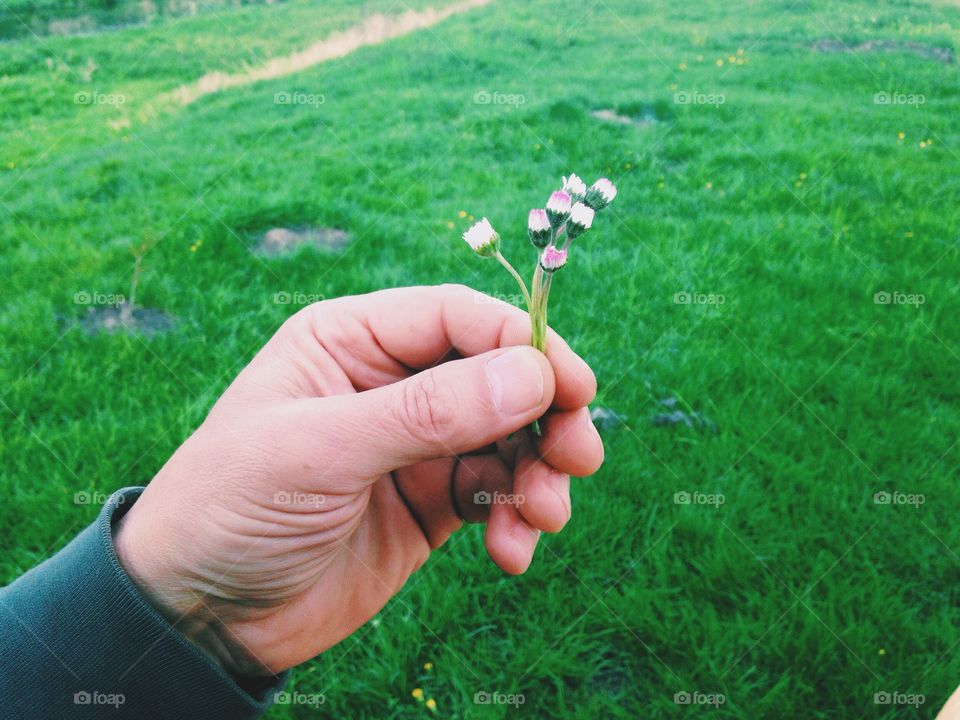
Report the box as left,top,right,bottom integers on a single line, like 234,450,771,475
0,487,288,720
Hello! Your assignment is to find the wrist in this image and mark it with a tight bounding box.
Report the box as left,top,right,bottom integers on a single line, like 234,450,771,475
112,508,269,679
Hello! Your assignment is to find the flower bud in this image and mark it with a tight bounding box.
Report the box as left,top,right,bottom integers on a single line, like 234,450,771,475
539,244,567,273
546,190,571,228
562,173,587,200
566,202,595,239
462,217,500,257
584,178,617,211
527,208,551,248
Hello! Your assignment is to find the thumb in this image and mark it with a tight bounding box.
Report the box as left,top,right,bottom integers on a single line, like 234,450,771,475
301,346,555,479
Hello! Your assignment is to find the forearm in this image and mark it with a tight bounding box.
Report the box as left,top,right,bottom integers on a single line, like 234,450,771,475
0,488,286,720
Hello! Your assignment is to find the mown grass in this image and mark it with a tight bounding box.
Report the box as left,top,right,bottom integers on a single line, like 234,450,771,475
3,0,960,717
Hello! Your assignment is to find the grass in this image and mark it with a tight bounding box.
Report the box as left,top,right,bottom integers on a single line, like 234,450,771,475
2,0,960,717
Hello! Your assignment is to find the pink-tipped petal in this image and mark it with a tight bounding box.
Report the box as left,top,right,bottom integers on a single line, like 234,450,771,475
539,244,568,272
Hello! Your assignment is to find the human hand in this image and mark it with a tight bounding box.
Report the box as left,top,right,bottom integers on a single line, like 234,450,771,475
113,284,603,676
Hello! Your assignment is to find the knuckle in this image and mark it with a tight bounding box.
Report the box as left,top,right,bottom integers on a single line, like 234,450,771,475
280,297,352,349
438,282,470,295
297,296,338,326
394,372,456,447
437,282,480,303
279,299,330,338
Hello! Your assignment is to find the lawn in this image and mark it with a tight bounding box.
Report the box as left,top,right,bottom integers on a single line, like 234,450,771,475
2,0,960,717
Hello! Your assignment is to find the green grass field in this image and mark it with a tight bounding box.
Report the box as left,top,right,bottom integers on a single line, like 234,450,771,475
3,0,960,717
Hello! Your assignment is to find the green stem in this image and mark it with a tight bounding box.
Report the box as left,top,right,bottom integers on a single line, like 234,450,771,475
495,251,532,312
527,263,548,437
540,272,553,333
530,264,545,351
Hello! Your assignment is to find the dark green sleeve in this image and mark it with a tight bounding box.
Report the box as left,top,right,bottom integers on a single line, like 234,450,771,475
0,488,288,719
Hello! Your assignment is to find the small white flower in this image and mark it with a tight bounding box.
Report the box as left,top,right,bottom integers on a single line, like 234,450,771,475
568,202,595,237
528,208,551,247
462,217,500,256
539,244,567,273
546,190,572,228
593,178,617,203
547,191,571,214
562,173,587,197
528,208,550,233
584,178,618,210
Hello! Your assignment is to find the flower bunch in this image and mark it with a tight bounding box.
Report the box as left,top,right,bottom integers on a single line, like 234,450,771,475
462,174,617,432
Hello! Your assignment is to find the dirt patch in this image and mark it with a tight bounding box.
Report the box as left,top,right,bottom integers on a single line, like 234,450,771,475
590,406,627,431
812,39,953,64
170,0,493,105
46,15,99,36
79,305,175,336
255,226,351,255
651,397,717,433
591,108,658,127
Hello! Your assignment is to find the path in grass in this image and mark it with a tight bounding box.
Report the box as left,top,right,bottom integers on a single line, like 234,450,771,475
170,0,494,105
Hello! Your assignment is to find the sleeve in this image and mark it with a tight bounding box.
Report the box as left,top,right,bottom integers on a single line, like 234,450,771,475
0,487,288,720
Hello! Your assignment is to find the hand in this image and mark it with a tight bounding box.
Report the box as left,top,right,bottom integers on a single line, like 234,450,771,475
113,284,603,676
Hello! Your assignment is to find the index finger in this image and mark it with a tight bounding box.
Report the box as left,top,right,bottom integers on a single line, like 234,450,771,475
315,284,596,410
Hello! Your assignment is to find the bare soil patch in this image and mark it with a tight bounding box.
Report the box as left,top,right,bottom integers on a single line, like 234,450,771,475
79,305,175,336
591,108,658,127
255,226,351,255
812,39,953,64
590,406,627,431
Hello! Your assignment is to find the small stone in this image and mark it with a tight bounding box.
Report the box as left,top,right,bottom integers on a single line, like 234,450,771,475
590,406,626,430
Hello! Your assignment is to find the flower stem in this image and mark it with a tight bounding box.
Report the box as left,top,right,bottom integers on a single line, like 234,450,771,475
527,263,549,437
540,272,554,328
494,251,532,312
530,264,545,352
